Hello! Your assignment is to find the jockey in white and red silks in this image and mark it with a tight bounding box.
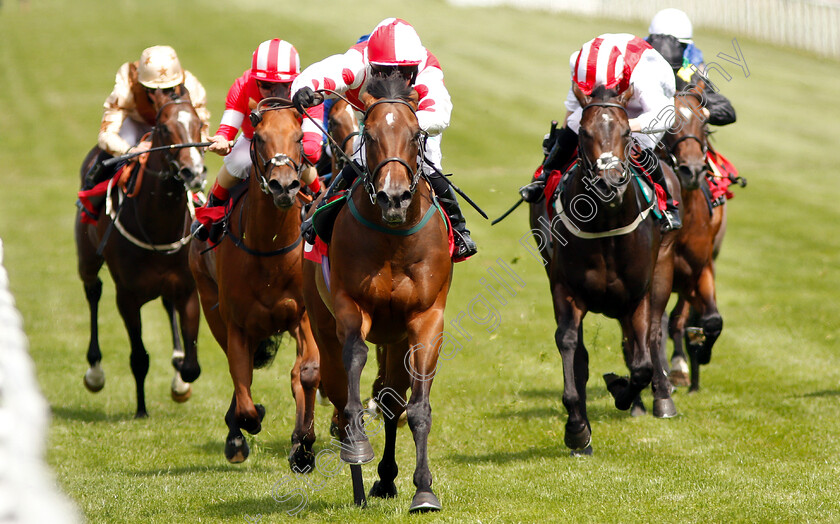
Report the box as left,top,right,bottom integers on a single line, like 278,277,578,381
292,17,477,261
191,39,324,242
521,33,682,232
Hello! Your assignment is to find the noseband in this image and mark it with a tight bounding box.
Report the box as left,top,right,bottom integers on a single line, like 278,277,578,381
360,98,427,205
248,99,306,195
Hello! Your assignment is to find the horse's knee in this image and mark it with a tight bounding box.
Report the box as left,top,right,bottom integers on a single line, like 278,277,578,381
406,400,431,433
84,279,103,303
299,361,320,390
129,350,149,377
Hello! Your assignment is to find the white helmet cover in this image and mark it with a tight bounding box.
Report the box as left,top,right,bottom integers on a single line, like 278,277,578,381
648,8,693,43
137,45,184,89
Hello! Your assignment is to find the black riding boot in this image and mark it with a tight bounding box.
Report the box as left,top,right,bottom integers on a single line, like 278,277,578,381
300,161,361,243
641,149,682,233
429,173,477,260
520,125,578,203
190,192,229,242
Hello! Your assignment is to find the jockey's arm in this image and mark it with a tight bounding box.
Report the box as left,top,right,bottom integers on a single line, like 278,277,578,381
414,65,452,136
98,63,133,156
702,83,737,126
291,50,366,100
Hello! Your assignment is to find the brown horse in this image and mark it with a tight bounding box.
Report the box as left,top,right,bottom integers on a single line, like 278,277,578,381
189,99,319,467
75,89,206,418
302,74,452,512
659,85,725,391
327,99,361,178
546,85,678,454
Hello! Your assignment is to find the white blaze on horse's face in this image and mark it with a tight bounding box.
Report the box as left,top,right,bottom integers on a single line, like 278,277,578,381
385,112,396,126
601,113,613,123
177,110,204,168
596,152,621,172
679,106,693,121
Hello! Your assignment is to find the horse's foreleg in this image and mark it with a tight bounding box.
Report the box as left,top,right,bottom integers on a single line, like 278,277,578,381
553,286,589,452
288,312,320,473
405,310,444,513
692,265,722,367
223,393,256,464
668,298,691,387
82,278,105,393
174,291,201,383
334,298,373,465
369,342,411,500
115,291,149,418
227,327,262,436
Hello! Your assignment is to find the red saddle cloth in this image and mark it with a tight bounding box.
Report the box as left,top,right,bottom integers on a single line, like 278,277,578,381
536,161,667,220
706,150,737,201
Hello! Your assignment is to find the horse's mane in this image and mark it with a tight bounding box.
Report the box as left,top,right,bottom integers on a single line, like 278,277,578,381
366,72,414,102
590,85,623,102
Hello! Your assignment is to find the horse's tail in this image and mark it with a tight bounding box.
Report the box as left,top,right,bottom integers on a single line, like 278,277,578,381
254,334,282,370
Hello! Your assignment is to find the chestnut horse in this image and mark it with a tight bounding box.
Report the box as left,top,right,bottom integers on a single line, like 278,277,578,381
659,85,725,391
548,85,678,454
302,74,452,512
327,99,361,178
75,89,206,418
189,99,319,467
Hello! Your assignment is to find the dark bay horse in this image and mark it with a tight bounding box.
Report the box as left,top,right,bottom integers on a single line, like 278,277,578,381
75,89,206,418
189,99,319,466
547,85,678,454
659,85,725,391
302,74,452,512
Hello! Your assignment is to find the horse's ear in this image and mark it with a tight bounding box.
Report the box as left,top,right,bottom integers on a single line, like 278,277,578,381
572,83,591,107
409,88,420,110
618,84,634,106
361,91,376,109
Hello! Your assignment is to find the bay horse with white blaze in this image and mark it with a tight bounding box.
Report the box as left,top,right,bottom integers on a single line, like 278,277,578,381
75,89,206,417
302,74,452,512
189,98,320,467
548,85,678,454
659,83,725,391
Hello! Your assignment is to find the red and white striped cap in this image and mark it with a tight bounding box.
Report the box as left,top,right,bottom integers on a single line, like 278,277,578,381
366,18,425,66
572,35,630,96
251,39,300,83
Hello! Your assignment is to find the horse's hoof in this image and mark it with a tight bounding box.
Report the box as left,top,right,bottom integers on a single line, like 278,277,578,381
630,401,647,417
564,423,591,451
653,398,678,418
369,480,398,499
409,490,441,513
603,373,631,409
339,437,374,465
170,372,192,403
569,445,593,457
83,364,105,393
225,435,249,464
134,410,148,419
669,357,690,387
329,421,340,438
288,443,315,472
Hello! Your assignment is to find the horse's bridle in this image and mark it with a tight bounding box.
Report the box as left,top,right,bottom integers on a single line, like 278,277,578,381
662,93,709,168
141,99,202,183
248,98,307,195
360,98,428,205
578,101,631,178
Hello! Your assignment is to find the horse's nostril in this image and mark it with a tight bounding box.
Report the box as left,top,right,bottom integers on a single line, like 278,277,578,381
399,190,412,203
376,191,389,207
288,180,301,191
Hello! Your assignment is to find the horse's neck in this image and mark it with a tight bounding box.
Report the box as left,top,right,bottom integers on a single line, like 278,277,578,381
566,172,643,227
240,175,300,249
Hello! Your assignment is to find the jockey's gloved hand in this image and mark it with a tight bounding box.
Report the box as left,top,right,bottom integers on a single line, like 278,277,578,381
293,87,316,112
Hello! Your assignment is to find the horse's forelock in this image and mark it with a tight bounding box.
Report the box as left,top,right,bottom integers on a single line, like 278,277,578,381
590,85,622,102
366,72,414,102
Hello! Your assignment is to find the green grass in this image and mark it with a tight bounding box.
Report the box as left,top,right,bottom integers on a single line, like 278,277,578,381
2,0,840,522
